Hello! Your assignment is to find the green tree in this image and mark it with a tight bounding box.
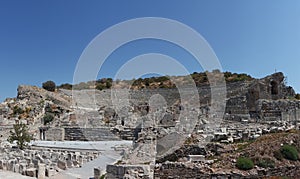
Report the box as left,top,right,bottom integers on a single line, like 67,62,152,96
8,123,33,150
42,80,56,92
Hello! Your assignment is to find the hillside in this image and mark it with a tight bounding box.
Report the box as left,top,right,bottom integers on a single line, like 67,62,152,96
58,71,254,91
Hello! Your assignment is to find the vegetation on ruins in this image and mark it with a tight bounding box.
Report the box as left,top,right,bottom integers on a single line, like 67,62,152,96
13,105,24,115
96,83,106,91
42,80,56,92
57,71,254,90
236,156,254,170
43,113,54,125
57,83,73,90
94,78,113,91
295,93,300,100
8,123,33,150
280,145,299,161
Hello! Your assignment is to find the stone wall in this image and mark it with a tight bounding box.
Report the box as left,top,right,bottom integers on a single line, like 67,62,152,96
42,127,135,141
64,127,120,141
45,128,64,141
257,99,300,122
106,165,151,179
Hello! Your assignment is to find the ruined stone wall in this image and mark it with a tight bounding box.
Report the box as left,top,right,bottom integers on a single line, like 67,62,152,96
45,128,64,141
106,165,151,179
64,127,120,141
42,127,136,141
156,145,206,163
257,99,300,121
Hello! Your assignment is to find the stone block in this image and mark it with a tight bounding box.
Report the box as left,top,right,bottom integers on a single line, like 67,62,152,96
94,167,103,179
0,160,3,170
57,160,67,170
46,166,56,177
13,163,20,173
38,164,46,179
19,163,27,175
26,168,37,177
66,160,73,168
32,159,39,168
188,155,205,162
7,160,14,171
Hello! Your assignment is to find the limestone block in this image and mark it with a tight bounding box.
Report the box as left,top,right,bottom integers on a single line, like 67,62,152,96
13,163,20,173
57,160,67,170
26,168,37,177
38,164,46,179
188,155,205,162
43,159,51,165
66,160,73,168
46,166,56,177
0,160,3,169
19,163,27,175
36,154,44,163
73,160,80,167
7,160,14,171
94,167,104,179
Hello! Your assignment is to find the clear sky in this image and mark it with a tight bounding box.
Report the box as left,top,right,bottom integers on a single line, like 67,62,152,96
0,0,299,101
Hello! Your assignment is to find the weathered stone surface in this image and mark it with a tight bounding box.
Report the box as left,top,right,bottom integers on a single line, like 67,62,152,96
106,165,151,179
25,168,36,177
37,164,45,179
94,167,103,179
57,160,67,170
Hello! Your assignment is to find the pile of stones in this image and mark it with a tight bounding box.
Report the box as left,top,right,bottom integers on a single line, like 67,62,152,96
0,145,100,178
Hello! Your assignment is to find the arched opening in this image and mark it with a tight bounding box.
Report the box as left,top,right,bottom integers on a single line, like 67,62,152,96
271,81,278,95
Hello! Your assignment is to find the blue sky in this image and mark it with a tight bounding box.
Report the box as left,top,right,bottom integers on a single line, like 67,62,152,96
0,0,300,101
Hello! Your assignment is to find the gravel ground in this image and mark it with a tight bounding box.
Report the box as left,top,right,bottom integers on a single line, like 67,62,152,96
0,170,33,179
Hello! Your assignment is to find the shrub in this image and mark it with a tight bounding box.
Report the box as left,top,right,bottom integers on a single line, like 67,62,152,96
58,83,73,90
295,94,300,100
280,145,299,161
13,106,24,115
96,83,106,91
42,81,56,92
106,81,112,89
236,157,254,170
43,114,54,125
